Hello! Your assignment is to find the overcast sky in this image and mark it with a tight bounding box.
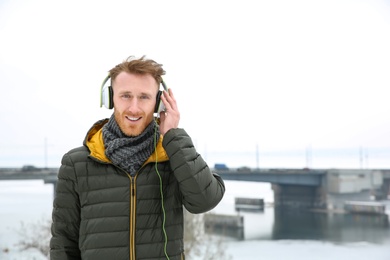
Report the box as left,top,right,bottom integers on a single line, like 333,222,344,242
1,0,390,169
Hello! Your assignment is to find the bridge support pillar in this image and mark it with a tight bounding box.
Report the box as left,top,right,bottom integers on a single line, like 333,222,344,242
272,184,326,210
374,179,390,200
44,177,57,199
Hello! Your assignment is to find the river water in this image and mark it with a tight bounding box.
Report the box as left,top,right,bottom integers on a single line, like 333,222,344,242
0,180,389,259
207,180,390,259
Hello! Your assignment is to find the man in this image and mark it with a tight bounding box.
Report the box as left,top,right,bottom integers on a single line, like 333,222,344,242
50,56,225,260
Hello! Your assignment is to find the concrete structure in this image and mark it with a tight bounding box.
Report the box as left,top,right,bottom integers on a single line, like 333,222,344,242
235,197,264,211
344,201,386,214
204,213,244,240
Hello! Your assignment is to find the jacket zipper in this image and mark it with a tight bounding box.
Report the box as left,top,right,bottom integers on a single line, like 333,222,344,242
127,173,137,260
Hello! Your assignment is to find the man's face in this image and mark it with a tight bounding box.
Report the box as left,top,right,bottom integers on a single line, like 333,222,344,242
112,72,158,136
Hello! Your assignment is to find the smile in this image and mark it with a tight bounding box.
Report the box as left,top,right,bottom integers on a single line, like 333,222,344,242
126,116,141,121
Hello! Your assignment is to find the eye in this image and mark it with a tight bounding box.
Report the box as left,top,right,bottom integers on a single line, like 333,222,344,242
140,95,150,100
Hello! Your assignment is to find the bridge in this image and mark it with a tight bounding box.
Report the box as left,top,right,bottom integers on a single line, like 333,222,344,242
0,167,58,192
216,168,390,210
215,168,326,186
1,167,389,211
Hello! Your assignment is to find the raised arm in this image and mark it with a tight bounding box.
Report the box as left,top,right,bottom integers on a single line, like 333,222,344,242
162,128,225,213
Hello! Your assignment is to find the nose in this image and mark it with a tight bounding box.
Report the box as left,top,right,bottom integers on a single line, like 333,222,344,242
127,99,141,114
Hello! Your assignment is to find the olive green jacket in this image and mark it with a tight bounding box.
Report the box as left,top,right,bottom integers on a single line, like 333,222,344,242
50,119,225,260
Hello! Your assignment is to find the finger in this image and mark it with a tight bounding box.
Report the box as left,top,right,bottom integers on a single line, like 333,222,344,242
163,89,178,110
160,91,170,110
167,88,174,98
159,110,166,121
162,91,173,110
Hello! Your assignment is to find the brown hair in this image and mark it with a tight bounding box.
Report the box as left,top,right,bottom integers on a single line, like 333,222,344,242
109,55,166,84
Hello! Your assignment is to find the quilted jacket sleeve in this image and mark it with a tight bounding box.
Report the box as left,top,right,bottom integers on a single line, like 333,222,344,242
162,128,225,214
50,150,81,260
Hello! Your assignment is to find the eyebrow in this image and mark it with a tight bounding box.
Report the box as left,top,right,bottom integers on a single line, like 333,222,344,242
118,90,153,97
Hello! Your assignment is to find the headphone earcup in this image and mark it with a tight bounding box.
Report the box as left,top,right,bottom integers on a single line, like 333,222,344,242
108,86,113,109
102,86,114,109
154,90,164,113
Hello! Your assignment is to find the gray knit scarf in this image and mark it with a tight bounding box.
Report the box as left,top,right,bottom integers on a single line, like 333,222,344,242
102,115,160,176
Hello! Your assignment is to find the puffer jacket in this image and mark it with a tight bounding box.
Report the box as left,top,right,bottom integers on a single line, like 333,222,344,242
50,119,225,260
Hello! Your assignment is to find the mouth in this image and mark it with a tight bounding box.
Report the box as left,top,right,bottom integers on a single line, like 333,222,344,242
126,116,141,122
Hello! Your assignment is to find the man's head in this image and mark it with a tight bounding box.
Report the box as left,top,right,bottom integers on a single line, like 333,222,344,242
109,56,166,136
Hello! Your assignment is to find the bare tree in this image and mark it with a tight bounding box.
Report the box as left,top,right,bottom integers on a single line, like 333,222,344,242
184,210,232,260
16,217,51,258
